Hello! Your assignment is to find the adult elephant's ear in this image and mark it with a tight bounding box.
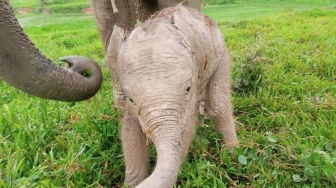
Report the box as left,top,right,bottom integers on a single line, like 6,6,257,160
105,25,127,108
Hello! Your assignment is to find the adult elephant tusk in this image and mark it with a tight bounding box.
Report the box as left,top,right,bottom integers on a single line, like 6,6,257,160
111,0,119,13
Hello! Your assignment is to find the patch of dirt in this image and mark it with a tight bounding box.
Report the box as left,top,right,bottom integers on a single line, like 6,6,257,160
17,7,34,14
82,7,92,14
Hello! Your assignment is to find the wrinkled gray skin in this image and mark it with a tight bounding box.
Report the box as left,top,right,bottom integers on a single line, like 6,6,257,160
0,0,102,102
90,0,202,114
107,5,239,188
90,0,202,51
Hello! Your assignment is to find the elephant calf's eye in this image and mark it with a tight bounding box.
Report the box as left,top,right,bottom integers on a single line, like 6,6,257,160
186,86,191,93
124,90,136,105
184,81,192,100
185,82,192,94
129,97,134,103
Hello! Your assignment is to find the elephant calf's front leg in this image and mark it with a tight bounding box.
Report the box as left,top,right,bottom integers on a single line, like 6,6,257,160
122,108,149,187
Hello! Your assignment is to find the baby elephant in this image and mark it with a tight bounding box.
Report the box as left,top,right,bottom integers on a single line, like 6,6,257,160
106,4,239,188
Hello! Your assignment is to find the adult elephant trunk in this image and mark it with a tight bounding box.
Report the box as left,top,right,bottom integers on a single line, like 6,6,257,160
136,100,197,188
0,0,102,102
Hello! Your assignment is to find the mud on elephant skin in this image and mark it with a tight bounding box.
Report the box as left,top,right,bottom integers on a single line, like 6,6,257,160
106,5,239,188
0,0,102,102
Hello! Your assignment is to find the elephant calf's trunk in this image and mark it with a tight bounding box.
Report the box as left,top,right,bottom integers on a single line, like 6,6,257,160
137,107,196,187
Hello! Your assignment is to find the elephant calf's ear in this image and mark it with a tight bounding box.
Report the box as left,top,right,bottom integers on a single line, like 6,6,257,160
105,25,127,109
106,25,127,55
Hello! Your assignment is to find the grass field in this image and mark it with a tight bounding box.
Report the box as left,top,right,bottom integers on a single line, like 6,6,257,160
11,0,88,8
1,1,336,187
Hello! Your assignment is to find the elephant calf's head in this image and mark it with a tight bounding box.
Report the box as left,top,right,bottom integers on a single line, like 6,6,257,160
120,21,198,137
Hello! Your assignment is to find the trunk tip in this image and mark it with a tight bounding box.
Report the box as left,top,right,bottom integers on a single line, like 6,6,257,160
60,56,102,78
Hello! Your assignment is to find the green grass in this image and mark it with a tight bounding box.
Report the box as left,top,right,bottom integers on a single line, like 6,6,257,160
11,0,90,13
203,0,336,5
201,2,333,21
17,14,95,28
1,1,336,187
11,0,89,8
